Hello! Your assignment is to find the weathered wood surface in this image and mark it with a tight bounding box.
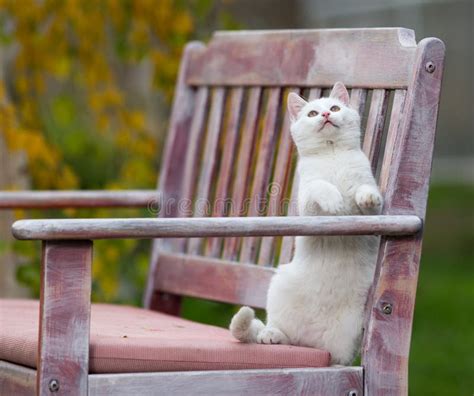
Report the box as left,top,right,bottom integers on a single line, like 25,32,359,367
88,367,363,396
187,29,417,88
207,87,244,257
362,37,445,396
240,88,281,263
144,42,204,310
0,361,35,396
154,253,274,308
363,89,390,171
379,89,407,194
222,87,262,261
37,241,92,396
258,87,300,266
307,88,322,101
188,87,225,255
171,85,209,256
349,88,368,116
0,190,159,209
180,86,210,207
12,215,422,240
0,361,363,396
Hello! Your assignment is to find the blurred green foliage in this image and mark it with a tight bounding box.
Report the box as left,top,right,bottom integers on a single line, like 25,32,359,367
0,0,238,305
409,183,473,395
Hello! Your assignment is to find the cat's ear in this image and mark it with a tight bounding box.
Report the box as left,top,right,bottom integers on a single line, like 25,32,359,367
287,93,307,122
330,82,350,106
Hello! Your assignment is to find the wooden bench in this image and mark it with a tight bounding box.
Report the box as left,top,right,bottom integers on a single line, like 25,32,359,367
0,28,445,395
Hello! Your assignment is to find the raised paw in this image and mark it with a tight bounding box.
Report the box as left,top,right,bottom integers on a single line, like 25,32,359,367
257,327,289,345
355,185,382,213
316,188,344,214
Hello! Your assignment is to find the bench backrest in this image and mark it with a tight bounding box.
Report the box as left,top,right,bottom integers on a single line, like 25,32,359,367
144,29,444,386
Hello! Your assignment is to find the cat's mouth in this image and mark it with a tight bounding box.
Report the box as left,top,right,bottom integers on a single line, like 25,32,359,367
319,120,338,131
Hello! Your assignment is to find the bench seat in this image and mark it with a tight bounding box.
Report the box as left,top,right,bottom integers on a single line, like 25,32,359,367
0,299,330,373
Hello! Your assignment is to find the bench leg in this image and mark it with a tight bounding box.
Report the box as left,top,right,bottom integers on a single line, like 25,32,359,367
37,240,92,396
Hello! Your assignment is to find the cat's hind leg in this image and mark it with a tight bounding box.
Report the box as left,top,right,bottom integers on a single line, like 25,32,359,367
230,306,265,343
257,325,290,345
324,308,362,365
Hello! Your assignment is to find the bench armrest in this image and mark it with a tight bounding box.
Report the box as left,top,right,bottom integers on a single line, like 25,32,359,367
12,215,422,240
0,190,160,209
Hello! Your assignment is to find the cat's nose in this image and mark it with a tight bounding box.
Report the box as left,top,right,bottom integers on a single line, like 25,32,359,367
322,111,330,118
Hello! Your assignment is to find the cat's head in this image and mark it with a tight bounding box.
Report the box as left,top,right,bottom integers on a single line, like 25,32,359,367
287,82,361,155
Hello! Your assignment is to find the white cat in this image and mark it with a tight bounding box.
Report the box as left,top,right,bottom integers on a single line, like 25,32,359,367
229,82,383,365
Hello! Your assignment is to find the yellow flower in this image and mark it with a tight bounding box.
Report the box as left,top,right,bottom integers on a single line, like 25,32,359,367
1,0,223,303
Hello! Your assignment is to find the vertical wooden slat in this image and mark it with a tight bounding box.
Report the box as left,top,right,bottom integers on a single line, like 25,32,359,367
350,88,368,115
166,86,209,254
308,88,322,101
180,87,211,205
379,89,407,194
188,88,226,255
279,87,320,265
207,87,244,257
239,88,281,263
222,87,262,261
37,240,92,396
257,88,300,266
363,89,390,171
144,42,205,311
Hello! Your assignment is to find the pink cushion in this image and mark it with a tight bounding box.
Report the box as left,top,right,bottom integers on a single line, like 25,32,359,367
0,299,330,373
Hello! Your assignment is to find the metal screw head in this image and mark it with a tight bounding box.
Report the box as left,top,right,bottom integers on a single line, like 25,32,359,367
425,61,436,73
382,303,393,315
48,379,60,392
347,390,358,396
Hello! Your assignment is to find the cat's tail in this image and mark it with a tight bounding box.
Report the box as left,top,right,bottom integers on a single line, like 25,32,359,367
229,306,265,343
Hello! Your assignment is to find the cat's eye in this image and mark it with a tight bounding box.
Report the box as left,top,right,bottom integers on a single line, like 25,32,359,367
330,105,340,112
307,110,318,117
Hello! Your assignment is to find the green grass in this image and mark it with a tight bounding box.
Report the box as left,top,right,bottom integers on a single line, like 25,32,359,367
180,183,474,395
409,183,474,395
410,253,473,395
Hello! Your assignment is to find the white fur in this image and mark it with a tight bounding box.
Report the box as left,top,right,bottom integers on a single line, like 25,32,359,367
230,82,383,365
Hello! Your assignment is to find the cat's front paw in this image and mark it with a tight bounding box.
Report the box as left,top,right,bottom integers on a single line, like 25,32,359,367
317,188,344,214
355,185,382,214
257,327,289,345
